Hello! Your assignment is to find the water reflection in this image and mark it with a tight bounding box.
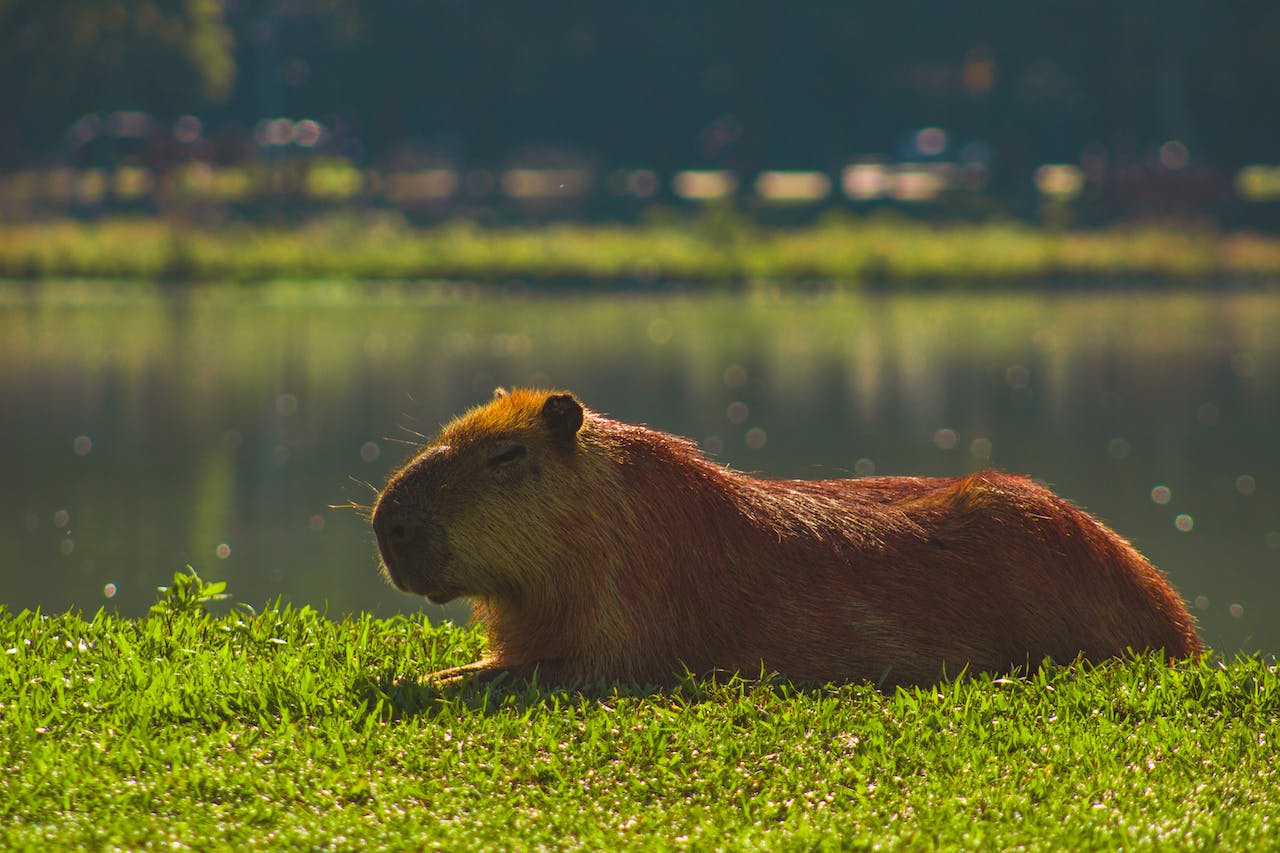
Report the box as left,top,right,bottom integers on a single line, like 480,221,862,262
2,285,1278,655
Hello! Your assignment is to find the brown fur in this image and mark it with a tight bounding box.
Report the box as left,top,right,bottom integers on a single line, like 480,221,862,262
372,388,1201,687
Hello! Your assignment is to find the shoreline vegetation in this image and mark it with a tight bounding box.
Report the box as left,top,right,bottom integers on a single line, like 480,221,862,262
4,215,1280,287
2,574,1278,849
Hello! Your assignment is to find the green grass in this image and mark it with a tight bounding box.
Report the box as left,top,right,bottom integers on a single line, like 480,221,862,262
3,573,1278,851
4,214,1280,286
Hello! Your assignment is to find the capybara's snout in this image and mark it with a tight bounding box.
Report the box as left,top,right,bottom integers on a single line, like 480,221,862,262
371,488,450,600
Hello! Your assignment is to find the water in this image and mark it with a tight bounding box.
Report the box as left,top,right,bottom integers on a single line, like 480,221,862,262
3,283,1278,655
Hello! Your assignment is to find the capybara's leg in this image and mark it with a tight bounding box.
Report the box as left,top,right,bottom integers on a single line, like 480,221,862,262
426,658,564,687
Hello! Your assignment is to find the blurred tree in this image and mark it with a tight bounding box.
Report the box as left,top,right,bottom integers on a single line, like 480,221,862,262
0,0,234,165
4,0,1280,191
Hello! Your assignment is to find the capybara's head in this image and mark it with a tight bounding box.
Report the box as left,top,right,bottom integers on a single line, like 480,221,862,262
372,388,588,604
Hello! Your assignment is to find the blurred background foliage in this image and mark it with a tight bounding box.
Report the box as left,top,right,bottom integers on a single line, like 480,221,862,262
3,1,1280,225
1,1,234,132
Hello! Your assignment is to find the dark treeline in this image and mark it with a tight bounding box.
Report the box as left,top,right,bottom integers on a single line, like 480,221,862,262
3,2,1279,188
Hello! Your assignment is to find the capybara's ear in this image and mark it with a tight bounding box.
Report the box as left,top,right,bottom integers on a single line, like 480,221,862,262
493,387,508,399
541,393,584,440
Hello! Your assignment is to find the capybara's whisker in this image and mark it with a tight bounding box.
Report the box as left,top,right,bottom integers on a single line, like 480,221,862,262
332,500,374,520
367,387,1201,689
347,475,379,495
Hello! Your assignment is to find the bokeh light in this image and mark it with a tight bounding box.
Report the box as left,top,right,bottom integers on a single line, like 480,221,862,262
1158,140,1190,170
933,428,959,450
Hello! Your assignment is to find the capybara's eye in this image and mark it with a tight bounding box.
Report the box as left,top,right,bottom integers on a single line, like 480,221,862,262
487,445,527,468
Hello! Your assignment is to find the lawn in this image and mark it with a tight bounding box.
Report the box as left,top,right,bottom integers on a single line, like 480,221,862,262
4,214,1280,287
2,572,1277,850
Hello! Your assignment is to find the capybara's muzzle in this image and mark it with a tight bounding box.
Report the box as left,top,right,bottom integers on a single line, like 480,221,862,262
371,495,450,601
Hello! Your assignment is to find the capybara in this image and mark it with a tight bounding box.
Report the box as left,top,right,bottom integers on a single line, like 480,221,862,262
372,388,1200,687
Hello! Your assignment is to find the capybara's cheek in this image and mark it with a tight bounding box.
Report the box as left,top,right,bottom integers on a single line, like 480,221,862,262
443,508,550,590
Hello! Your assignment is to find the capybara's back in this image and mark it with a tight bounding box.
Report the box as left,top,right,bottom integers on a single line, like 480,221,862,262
372,389,1201,687
719,472,1201,686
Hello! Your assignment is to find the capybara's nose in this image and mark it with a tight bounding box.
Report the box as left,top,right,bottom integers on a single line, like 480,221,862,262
384,517,412,548
372,499,416,558
371,493,450,596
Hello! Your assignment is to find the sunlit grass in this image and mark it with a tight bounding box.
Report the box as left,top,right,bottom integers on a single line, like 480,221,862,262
2,572,1277,850
3,215,1280,285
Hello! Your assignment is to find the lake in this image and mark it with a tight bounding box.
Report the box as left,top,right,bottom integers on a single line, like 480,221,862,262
3,283,1278,655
